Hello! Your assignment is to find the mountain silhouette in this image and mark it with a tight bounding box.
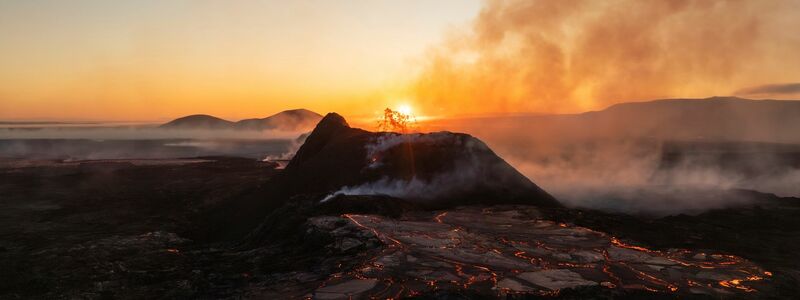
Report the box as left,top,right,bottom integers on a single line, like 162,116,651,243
159,114,234,130
451,97,800,144
160,109,322,131
234,109,322,131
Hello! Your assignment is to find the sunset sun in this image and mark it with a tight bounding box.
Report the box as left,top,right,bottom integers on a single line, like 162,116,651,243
397,104,413,116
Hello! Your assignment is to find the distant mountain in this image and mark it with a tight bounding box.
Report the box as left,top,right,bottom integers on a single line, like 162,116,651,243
234,109,322,131
160,109,322,131
576,97,800,143
446,97,800,144
159,114,234,130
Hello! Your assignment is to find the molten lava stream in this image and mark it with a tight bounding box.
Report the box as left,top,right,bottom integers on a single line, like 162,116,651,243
343,214,404,247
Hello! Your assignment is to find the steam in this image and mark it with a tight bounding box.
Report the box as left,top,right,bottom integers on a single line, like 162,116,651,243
322,133,488,203
262,133,310,168
413,0,800,115
321,171,471,203
441,117,800,216
364,133,452,169
510,148,800,216
318,116,800,215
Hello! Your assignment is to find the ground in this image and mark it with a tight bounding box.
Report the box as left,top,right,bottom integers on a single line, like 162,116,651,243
1,158,799,299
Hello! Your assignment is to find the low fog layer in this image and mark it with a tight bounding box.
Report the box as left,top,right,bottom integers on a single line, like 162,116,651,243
0,126,305,160
0,127,303,140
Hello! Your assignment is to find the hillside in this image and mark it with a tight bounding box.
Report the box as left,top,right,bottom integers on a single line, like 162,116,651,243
159,114,234,130
579,97,800,142
160,109,322,131
234,109,322,131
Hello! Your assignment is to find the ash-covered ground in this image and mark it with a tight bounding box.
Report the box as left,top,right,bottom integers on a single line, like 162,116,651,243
2,114,800,299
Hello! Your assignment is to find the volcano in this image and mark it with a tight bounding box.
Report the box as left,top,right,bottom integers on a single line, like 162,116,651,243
198,113,559,243
279,113,559,209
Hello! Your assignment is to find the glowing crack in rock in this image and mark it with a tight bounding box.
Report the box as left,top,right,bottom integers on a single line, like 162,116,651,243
305,206,771,298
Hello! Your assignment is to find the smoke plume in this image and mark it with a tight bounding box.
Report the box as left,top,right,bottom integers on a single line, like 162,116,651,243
413,0,800,115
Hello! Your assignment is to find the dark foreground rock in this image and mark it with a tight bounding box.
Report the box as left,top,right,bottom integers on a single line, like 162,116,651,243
1,157,799,299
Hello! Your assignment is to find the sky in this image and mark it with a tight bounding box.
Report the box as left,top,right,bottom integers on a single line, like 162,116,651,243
0,0,480,121
1,0,799,122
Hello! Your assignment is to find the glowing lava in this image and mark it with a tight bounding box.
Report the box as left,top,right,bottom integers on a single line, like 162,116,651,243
300,207,772,298
377,107,417,133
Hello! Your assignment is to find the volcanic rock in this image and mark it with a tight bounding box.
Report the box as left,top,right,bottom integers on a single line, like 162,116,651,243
313,279,378,299
517,269,598,290
252,206,772,298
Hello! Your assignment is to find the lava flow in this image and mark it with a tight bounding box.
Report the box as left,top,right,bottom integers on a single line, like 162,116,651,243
301,206,771,298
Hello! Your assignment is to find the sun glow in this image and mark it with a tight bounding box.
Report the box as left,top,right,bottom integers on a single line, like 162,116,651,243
397,104,413,116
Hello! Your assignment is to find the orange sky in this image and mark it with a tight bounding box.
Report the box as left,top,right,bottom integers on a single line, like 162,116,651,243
1,0,799,122
0,1,480,122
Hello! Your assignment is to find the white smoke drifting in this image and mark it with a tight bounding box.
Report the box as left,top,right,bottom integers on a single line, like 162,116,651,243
261,133,311,169
322,133,491,203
